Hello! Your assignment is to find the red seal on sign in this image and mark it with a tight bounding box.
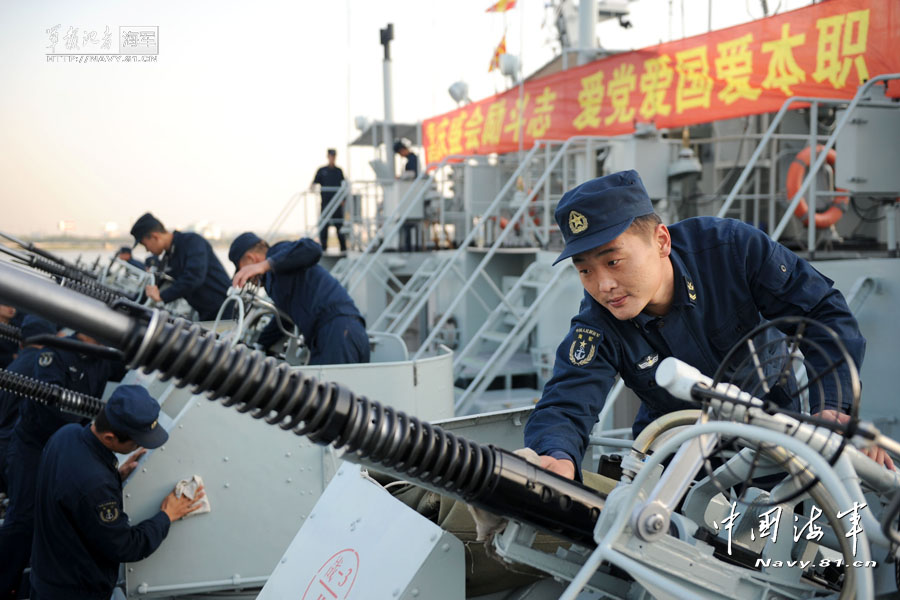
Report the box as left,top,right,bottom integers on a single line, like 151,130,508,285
301,548,359,600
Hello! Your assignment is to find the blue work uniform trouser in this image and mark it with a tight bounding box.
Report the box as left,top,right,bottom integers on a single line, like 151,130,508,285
0,438,41,595
309,316,370,365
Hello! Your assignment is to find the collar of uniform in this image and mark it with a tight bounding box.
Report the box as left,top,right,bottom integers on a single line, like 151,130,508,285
80,424,118,470
668,248,698,309
170,230,183,255
630,249,696,330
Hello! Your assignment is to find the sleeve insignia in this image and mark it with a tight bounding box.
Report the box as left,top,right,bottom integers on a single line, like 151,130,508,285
97,501,120,523
568,327,600,366
38,352,54,367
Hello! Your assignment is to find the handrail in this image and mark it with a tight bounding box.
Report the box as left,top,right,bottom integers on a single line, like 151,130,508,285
307,182,351,239
264,191,302,241
387,143,544,339
770,74,900,242
454,264,568,412
341,154,470,292
411,136,613,361
716,74,900,248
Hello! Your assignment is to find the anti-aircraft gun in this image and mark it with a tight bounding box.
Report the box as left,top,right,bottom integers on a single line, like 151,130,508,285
1,260,898,600
0,232,195,320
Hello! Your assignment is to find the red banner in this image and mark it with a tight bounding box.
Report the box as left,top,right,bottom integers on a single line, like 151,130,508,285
423,0,899,165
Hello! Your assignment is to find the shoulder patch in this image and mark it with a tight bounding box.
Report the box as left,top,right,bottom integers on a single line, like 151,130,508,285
97,501,120,524
568,327,601,366
38,352,53,367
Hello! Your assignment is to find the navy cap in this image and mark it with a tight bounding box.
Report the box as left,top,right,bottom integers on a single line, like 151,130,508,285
553,170,654,265
103,385,168,449
228,231,263,269
327,148,337,156
129,213,164,248
21,315,57,340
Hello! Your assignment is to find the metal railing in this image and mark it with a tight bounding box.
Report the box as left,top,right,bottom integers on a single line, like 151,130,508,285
410,136,614,361
717,73,900,254
340,154,472,294
454,262,570,413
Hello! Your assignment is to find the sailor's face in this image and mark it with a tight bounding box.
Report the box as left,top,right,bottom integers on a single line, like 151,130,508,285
0,305,15,322
573,225,671,320
140,234,164,256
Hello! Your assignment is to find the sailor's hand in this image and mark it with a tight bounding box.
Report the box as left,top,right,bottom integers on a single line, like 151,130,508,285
232,261,271,288
161,485,206,522
118,448,147,480
814,409,895,470
145,284,162,303
538,455,576,479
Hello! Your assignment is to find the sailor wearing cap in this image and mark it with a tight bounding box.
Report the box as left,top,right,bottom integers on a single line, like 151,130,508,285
393,139,419,180
524,170,876,480
0,316,58,496
30,385,204,600
129,212,233,321
0,331,128,596
229,232,370,365
115,245,144,270
312,148,347,252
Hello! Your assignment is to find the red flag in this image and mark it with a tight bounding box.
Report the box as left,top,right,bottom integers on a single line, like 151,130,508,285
486,0,516,13
488,34,507,72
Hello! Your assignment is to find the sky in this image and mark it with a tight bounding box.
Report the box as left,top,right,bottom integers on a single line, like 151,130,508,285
0,0,814,238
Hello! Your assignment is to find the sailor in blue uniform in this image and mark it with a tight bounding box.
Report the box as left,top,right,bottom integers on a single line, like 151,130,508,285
313,148,347,252
115,245,145,269
30,385,204,600
130,212,233,321
0,315,57,495
394,140,419,179
0,334,127,596
229,232,370,365
0,305,19,368
523,170,884,480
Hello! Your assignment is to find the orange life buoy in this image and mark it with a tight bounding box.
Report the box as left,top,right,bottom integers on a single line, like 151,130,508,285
787,145,848,229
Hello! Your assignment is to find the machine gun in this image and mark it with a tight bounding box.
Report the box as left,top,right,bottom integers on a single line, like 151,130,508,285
0,244,139,307
0,322,21,347
0,366,103,420
0,230,103,281
1,261,898,599
0,260,604,547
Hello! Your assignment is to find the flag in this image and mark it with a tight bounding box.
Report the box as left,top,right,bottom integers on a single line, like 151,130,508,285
488,34,506,72
485,0,516,13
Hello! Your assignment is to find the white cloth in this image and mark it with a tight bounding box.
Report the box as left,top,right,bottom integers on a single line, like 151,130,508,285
174,474,210,517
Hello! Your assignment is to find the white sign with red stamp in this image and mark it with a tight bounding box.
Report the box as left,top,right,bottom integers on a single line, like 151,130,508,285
301,548,359,600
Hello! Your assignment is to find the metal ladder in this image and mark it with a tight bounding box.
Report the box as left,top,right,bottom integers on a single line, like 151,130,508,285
307,183,351,239
409,136,612,362
369,255,447,332
263,183,351,242
338,154,469,297
453,261,572,413
717,73,900,255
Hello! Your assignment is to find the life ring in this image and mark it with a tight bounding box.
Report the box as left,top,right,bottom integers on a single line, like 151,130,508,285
787,145,848,229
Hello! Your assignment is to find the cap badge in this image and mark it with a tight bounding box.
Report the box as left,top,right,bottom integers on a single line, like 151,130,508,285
568,327,599,366
568,211,588,235
150,419,158,430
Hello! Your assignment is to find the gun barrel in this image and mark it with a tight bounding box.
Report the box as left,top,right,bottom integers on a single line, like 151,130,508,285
0,261,604,546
